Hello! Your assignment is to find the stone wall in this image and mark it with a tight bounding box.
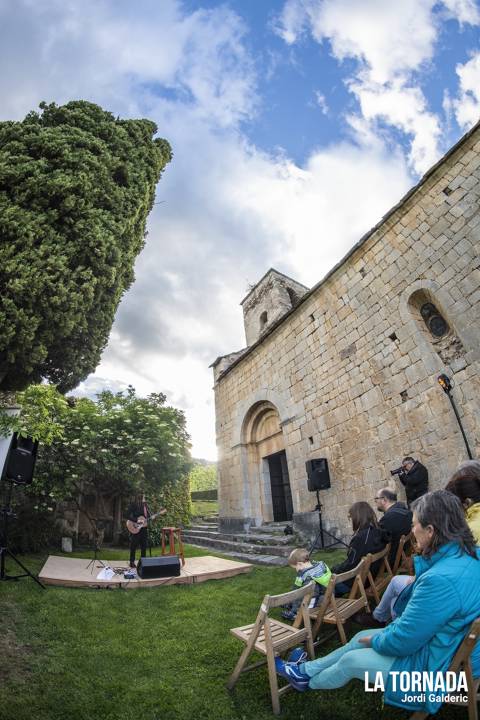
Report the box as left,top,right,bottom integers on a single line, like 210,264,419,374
213,125,480,539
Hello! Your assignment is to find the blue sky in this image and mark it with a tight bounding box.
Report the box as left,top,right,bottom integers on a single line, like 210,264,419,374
1,0,479,458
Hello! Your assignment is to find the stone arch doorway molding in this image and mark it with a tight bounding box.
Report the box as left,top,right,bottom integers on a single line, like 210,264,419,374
235,389,297,527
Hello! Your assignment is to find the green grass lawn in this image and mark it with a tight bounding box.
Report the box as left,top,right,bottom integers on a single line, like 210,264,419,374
0,546,465,720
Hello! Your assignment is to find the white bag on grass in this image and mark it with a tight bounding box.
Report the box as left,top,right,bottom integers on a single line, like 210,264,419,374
96,566,115,580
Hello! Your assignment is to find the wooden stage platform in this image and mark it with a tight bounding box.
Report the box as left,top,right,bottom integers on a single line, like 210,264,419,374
39,555,252,589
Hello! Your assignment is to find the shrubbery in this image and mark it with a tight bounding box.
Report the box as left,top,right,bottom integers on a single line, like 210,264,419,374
188,463,217,492
2,487,62,553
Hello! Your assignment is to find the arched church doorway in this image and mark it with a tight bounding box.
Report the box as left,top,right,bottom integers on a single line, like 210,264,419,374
241,401,293,523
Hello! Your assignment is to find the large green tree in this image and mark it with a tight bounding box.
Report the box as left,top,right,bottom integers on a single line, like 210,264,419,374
35,387,191,502
1,385,191,545
0,101,172,391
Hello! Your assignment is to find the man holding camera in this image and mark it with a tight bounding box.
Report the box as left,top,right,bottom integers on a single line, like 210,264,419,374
392,456,428,507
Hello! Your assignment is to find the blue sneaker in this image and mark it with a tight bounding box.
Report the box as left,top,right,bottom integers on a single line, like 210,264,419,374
274,657,310,692
288,646,308,664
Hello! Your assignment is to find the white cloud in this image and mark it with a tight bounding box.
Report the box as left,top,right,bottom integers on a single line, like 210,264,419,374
225,137,411,286
0,0,257,127
275,0,480,173
350,77,443,173
446,52,480,130
274,0,311,44
315,91,329,114
441,0,480,24
276,0,438,83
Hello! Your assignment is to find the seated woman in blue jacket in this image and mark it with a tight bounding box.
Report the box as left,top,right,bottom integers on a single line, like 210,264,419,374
275,490,480,716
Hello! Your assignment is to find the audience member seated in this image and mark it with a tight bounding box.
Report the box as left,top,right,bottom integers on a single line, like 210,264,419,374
446,460,480,544
358,460,480,630
331,501,388,595
281,548,331,620
275,490,480,717
375,487,412,567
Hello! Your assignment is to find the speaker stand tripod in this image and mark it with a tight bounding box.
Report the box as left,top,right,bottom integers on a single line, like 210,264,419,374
309,491,348,553
85,525,106,574
0,479,45,588
85,544,106,574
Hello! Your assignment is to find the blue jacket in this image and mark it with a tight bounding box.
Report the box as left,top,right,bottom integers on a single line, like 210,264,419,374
371,542,480,714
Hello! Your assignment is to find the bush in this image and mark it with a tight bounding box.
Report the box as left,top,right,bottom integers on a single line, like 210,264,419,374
2,490,62,553
188,464,217,492
190,489,218,501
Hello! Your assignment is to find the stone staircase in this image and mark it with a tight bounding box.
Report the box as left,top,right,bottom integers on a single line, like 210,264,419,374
183,518,300,566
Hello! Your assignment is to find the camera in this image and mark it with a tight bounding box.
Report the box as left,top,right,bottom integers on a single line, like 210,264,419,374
391,466,406,478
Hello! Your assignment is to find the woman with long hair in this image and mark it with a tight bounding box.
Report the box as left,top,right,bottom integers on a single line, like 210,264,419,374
275,490,480,716
331,500,387,593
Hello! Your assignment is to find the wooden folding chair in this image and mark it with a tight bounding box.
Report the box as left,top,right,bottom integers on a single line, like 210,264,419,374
227,582,316,715
392,531,416,576
365,544,393,605
310,558,370,645
410,617,480,720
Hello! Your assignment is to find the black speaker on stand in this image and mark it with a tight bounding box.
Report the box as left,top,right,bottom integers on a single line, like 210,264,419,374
2,433,38,485
305,458,348,552
1,433,44,588
306,458,331,491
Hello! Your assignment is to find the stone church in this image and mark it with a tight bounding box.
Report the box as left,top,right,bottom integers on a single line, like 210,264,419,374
211,121,480,541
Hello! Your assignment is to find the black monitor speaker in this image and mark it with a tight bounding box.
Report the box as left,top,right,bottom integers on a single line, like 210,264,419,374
2,433,39,484
306,458,331,491
137,555,181,579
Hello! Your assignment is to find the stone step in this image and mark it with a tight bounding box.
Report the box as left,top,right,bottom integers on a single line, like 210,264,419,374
185,527,297,546
188,522,219,530
188,521,293,535
182,532,293,558
185,543,288,567
182,519,299,567
253,524,292,535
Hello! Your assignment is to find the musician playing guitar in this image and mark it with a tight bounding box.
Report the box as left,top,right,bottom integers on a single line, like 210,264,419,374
126,492,166,568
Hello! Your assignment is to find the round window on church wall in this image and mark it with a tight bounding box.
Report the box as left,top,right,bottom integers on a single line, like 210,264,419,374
420,302,449,338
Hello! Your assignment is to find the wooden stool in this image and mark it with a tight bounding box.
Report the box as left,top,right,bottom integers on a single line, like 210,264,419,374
161,527,185,566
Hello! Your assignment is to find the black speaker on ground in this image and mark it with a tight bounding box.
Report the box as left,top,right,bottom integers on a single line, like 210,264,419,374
2,433,39,484
306,458,331,491
137,555,181,579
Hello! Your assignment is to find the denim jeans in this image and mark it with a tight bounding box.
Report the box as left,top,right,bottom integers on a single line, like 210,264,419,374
300,629,395,690
334,581,352,596
372,575,414,622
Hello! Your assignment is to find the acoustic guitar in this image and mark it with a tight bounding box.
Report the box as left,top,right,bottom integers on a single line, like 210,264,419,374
126,508,167,535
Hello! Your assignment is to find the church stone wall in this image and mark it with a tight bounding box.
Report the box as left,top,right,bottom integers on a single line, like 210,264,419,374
213,127,480,539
